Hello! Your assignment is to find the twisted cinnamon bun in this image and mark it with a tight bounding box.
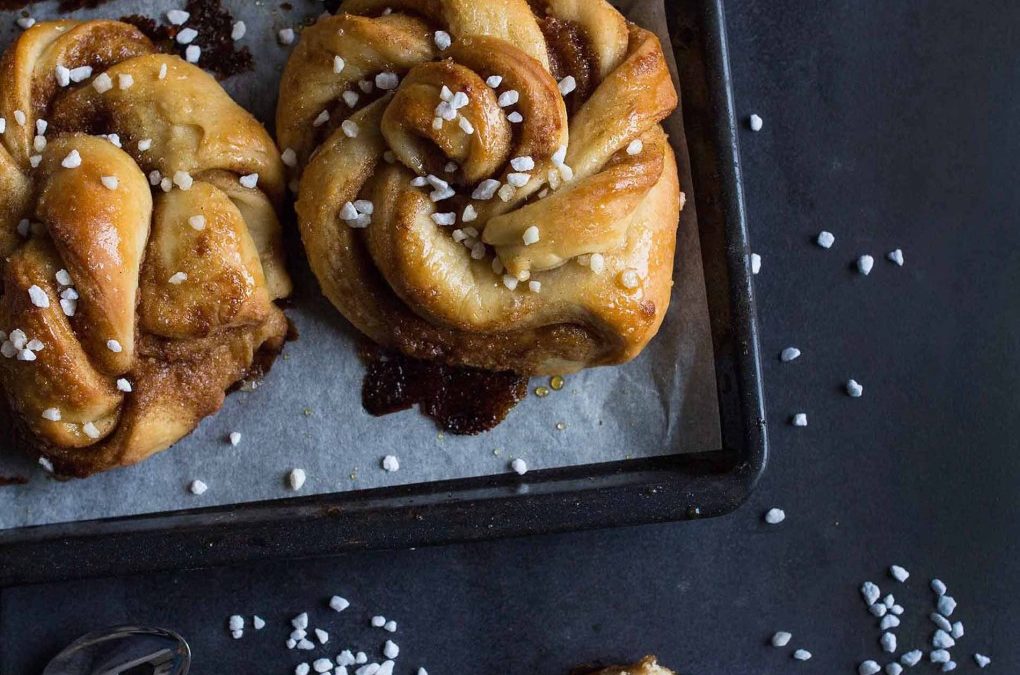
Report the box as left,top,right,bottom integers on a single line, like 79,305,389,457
279,0,682,375
0,20,291,477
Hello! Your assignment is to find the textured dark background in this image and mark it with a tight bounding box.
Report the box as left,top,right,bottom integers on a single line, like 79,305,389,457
3,0,1019,672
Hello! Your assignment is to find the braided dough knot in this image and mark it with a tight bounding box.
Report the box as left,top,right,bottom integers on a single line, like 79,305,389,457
279,0,681,374
0,20,291,476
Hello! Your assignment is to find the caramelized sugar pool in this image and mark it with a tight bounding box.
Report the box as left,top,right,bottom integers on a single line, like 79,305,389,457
361,346,528,435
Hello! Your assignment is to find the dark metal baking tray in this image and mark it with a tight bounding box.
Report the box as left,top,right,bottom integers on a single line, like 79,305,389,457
0,0,765,587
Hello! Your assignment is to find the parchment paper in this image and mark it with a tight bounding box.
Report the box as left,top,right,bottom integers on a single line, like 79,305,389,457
0,0,720,530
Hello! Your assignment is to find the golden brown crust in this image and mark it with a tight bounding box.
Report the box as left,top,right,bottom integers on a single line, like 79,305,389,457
279,0,682,375
589,656,676,675
0,20,291,477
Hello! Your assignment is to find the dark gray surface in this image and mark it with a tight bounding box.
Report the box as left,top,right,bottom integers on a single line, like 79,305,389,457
3,0,1019,672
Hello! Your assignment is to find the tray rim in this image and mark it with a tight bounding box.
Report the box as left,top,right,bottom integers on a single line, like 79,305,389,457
0,0,767,587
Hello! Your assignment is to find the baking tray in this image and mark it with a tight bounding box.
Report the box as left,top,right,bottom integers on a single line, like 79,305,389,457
0,0,765,587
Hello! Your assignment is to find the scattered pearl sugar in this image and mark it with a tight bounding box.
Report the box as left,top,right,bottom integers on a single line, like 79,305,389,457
334,56,346,74
313,658,333,672
342,120,359,138
791,413,807,427
107,339,123,353
231,629,243,639
231,21,246,41
885,663,903,675
941,662,956,672
771,631,792,647
27,285,49,308
434,30,451,50
382,640,399,659
816,230,835,248
289,468,306,490
930,649,950,664
38,456,54,472
185,46,200,64
510,156,535,171
61,150,82,169
330,596,350,612
880,632,896,652
69,66,92,83
278,28,295,45
240,173,259,189
557,76,576,96
931,578,947,596
932,629,955,649
418,669,428,675
764,508,785,524
228,615,244,631
511,458,528,475
857,255,875,275
889,565,909,582
950,621,963,638
189,479,208,495
899,650,923,667
166,9,190,24
890,604,904,615
749,114,763,131
462,205,477,222
338,650,356,666
973,654,990,668
176,27,198,44
792,649,811,661
101,175,119,190
168,272,188,285
879,614,900,630
522,225,540,245
626,139,643,155
846,379,864,397
314,628,329,644
861,582,882,606
375,72,399,90
507,111,523,124
118,73,134,90
780,347,801,362
253,616,265,630
472,179,500,200
887,249,904,266
528,280,541,293
382,455,400,472
431,212,456,226
485,75,502,88
93,72,113,93
751,253,762,274
506,172,530,188
383,620,397,632
858,661,880,675
937,595,956,616
869,603,887,617
371,616,386,628
174,171,194,190
116,378,132,392
189,215,206,231
497,90,519,107
229,431,241,446
295,664,310,675
17,16,35,29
